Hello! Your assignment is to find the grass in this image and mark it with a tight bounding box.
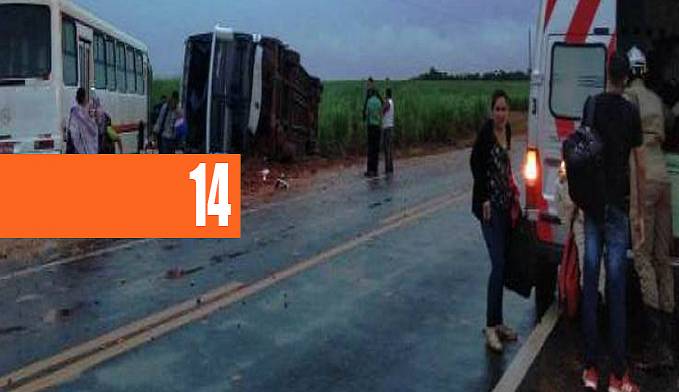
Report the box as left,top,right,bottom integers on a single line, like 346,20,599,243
318,80,529,156
150,79,180,108
151,79,529,157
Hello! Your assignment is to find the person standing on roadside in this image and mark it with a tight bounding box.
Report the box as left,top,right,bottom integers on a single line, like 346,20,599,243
364,88,383,177
66,87,98,154
470,90,518,353
154,91,180,154
625,46,675,372
580,53,645,392
382,88,395,175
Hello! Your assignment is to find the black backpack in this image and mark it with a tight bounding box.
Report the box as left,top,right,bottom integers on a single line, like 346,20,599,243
562,95,605,217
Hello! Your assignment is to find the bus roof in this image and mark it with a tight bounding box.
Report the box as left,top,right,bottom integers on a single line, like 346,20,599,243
0,0,149,52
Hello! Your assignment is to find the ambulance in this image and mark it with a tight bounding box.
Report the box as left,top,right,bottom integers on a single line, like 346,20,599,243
525,0,679,255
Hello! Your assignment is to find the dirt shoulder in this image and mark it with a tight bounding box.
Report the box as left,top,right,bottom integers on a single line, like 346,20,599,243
0,112,527,271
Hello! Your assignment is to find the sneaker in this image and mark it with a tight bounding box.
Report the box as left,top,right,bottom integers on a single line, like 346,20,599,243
496,325,518,342
608,372,640,392
582,367,600,391
484,327,503,353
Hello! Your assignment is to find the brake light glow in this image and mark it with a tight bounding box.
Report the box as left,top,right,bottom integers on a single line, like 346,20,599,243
524,149,539,184
0,142,15,154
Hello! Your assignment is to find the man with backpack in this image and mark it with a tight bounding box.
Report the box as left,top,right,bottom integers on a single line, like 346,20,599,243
575,54,645,392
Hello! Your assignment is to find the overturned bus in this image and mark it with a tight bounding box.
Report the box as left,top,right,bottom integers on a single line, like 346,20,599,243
180,27,323,159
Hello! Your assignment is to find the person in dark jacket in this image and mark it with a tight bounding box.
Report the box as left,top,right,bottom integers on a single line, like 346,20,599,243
470,90,517,353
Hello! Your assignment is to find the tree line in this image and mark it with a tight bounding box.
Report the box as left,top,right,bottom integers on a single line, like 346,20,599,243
414,67,530,81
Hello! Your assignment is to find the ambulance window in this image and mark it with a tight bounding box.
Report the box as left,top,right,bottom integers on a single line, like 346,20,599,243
550,44,606,119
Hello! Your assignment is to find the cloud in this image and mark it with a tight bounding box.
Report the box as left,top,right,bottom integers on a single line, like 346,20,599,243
74,0,538,80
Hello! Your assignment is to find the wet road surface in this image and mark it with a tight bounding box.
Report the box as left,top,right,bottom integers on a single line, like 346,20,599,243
1,143,538,391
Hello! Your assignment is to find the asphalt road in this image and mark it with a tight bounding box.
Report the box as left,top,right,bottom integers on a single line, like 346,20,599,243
0,143,538,392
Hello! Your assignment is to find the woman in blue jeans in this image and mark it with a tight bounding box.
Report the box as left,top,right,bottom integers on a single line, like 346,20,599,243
470,90,518,353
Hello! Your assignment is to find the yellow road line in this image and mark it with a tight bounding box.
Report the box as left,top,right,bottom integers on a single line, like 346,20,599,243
2,191,469,392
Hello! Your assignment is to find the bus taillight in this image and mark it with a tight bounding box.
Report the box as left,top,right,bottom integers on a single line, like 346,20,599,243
0,142,15,154
34,139,54,150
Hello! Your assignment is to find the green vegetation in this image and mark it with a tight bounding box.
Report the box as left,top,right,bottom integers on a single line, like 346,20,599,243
150,78,180,108
318,80,529,156
151,79,529,157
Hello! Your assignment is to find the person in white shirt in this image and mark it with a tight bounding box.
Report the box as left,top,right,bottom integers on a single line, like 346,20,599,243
382,88,395,174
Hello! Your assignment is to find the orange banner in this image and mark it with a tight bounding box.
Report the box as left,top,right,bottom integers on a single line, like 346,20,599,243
0,155,241,238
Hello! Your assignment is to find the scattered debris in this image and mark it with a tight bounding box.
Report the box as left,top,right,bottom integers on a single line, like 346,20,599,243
15,294,41,304
275,178,290,190
228,251,248,259
165,266,205,280
43,303,86,323
0,326,27,336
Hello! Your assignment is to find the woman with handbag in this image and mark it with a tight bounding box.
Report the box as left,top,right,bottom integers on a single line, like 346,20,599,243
470,90,519,353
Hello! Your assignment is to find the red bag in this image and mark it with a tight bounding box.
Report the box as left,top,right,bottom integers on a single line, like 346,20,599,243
559,212,581,319
508,164,521,228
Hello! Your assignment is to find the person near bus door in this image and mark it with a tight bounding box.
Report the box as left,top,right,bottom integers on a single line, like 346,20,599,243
470,90,519,353
625,46,676,371
154,91,180,154
382,88,395,175
66,87,98,154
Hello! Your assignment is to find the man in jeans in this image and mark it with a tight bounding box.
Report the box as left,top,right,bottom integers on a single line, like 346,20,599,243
581,54,645,392
364,88,383,177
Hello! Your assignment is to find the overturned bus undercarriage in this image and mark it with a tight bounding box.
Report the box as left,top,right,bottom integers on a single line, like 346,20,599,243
181,27,323,160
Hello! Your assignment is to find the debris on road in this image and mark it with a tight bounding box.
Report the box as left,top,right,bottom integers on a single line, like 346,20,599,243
275,178,290,190
165,266,205,280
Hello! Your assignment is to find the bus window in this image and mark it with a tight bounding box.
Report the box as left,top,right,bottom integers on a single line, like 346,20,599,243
116,42,126,93
126,46,136,93
62,18,78,86
106,38,115,90
94,33,106,89
136,51,144,95
550,44,607,120
0,4,51,80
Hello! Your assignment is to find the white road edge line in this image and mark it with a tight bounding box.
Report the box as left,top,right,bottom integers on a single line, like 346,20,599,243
2,192,468,392
0,239,157,283
492,304,560,392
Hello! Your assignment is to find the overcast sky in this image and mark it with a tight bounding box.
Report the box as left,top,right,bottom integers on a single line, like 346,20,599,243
76,0,540,80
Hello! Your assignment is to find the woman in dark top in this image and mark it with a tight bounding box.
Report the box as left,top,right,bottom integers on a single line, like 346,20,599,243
470,90,518,353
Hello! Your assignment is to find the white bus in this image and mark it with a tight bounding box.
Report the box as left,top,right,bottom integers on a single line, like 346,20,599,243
0,0,151,154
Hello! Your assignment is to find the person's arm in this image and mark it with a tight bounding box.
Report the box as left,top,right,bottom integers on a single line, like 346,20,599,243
363,95,369,121
116,139,124,154
383,100,391,115
631,109,646,245
471,126,492,220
